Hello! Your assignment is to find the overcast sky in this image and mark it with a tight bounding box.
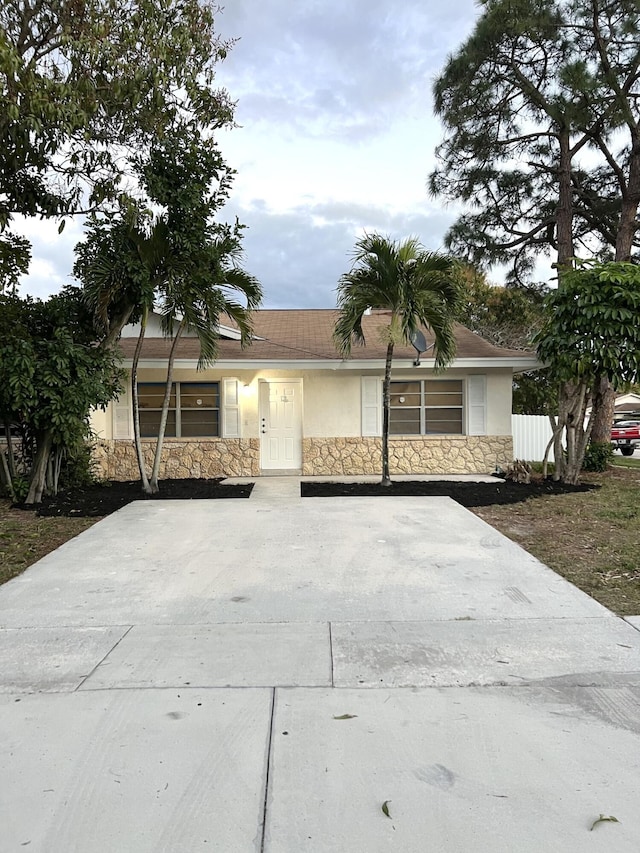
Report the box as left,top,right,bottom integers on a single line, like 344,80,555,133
18,0,483,308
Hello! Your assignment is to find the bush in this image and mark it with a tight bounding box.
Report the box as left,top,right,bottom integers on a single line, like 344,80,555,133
582,441,613,472
528,460,556,475
58,441,99,490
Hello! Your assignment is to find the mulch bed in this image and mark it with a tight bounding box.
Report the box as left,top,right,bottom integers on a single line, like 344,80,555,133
301,477,599,507
14,476,599,518
17,478,254,518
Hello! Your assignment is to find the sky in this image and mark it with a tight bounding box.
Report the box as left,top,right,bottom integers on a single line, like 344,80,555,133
18,0,485,308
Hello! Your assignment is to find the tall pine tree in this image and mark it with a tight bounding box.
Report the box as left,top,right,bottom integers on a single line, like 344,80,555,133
430,0,640,454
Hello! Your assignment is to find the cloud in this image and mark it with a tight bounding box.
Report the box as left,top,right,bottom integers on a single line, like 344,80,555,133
15,0,487,307
217,0,478,142
14,215,84,300
225,198,458,308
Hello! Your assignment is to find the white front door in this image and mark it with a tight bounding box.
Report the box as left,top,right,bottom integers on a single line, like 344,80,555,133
259,380,302,470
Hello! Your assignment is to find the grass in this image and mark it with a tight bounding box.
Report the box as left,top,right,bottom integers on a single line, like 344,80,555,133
0,501,98,586
611,455,640,469
473,465,640,616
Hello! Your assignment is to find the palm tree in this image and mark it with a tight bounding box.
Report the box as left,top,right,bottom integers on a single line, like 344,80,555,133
76,211,168,494
149,231,261,493
334,233,463,486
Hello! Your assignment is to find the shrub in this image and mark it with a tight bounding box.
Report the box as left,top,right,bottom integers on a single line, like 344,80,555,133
582,441,613,472
59,441,99,490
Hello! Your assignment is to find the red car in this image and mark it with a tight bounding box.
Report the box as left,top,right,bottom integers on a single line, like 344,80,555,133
611,420,640,456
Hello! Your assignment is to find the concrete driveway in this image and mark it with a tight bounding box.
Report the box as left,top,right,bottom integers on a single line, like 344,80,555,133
1,478,640,852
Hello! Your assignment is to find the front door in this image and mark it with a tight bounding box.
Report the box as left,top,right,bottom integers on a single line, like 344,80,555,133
259,380,302,471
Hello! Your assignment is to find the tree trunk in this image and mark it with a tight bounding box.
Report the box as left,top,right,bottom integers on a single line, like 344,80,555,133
0,448,13,499
615,127,640,261
99,305,136,351
50,447,63,495
590,375,616,444
45,449,63,495
559,381,592,485
552,127,581,483
149,320,185,494
552,385,569,481
543,414,561,479
24,431,53,505
131,308,151,494
380,341,394,487
4,422,16,481
556,127,574,270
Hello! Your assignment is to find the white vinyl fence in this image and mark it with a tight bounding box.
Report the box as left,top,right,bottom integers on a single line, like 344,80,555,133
511,414,555,462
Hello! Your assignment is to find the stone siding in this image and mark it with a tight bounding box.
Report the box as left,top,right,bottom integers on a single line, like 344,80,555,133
302,436,513,476
93,439,260,480
94,435,513,479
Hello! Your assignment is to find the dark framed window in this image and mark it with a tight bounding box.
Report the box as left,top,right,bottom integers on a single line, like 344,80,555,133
389,380,463,435
138,382,220,437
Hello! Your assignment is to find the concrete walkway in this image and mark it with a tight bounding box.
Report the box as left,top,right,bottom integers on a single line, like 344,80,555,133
1,477,639,851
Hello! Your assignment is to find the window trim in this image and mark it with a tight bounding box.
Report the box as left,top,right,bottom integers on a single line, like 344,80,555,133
137,381,221,438
389,378,464,436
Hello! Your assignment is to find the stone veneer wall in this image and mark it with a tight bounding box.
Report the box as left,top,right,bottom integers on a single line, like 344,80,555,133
94,435,512,479
93,438,260,480
302,436,513,476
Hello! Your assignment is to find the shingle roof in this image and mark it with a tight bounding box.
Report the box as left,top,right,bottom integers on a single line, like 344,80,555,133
117,308,535,362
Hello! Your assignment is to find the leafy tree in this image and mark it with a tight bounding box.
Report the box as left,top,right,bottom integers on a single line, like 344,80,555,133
334,234,463,486
0,289,123,504
429,0,640,440
457,266,546,350
75,129,262,494
0,0,234,285
535,261,640,483
456,268,555,414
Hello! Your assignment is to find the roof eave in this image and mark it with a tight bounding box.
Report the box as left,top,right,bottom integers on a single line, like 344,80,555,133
126,356,543,371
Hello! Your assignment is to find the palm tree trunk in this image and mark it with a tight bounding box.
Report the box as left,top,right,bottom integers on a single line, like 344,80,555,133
131,308,151,494
381,342,394,487
149,319,186,493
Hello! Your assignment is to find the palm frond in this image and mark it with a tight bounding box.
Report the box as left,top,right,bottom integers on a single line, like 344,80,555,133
334,233,462,365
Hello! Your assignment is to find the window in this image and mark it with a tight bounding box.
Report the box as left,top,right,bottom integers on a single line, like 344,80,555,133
138,382,220,437
389,380,463,435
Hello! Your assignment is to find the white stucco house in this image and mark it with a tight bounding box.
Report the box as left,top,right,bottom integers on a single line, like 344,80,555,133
584,391,640,422
613,392,640,419
91,309,540,479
